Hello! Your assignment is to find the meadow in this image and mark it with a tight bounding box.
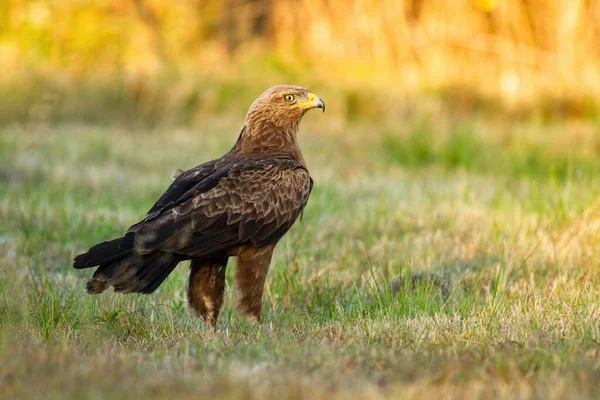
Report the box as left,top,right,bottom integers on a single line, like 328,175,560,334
1,90,599,399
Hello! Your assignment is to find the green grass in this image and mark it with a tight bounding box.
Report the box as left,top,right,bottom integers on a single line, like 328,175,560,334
1,113,600,399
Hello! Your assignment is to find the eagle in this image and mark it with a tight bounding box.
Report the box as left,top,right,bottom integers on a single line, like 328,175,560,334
73,85,325,327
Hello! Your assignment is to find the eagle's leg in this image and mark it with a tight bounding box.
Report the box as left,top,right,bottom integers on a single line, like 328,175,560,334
235,245,275,322
188,257,228,328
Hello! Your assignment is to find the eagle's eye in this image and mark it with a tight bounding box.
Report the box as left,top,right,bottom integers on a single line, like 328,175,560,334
284,94,295,102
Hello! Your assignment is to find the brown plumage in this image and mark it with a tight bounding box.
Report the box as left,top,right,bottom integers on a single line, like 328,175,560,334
74,85,325,327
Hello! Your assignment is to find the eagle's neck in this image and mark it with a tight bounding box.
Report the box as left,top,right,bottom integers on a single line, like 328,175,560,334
231,120,307,167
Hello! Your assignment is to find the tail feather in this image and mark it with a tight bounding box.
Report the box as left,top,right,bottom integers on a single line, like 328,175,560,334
86,278,108,294
86,252,181,295
114,252,180,294
73,237,133,269
139,259,180,294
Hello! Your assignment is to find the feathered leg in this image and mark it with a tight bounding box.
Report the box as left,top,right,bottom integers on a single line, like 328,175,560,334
235,245,275,322
188,257,228,328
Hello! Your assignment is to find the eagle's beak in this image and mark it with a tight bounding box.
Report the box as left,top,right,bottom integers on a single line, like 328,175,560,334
310,93,326,113
293,92,326,113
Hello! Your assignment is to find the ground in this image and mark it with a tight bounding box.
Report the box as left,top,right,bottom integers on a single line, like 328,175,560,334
1,109,599,399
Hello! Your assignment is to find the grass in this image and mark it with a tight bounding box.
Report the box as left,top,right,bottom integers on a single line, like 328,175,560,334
1,110,600,399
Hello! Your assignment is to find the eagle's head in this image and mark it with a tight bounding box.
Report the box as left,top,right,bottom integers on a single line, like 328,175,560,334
245,85,325,130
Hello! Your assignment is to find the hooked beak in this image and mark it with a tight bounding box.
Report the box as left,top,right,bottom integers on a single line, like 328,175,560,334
293,92,326,113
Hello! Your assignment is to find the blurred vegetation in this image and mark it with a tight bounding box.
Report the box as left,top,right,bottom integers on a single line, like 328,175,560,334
382,121,600,182
2,0,600,125
3,3,600,398
2,120,600,399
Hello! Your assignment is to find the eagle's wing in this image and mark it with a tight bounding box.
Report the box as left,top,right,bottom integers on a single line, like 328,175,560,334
127,158,313,258
145,159,221,218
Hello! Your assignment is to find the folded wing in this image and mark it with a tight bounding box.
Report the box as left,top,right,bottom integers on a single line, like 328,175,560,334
129,158,313,259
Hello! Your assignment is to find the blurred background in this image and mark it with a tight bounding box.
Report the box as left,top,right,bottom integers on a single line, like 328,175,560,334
3,4,600,397
2,0,600,125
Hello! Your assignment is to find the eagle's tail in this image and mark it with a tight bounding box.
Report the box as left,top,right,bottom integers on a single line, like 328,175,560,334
85,252,181,294
74,238,181,294
73,237,132,269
